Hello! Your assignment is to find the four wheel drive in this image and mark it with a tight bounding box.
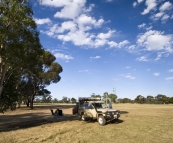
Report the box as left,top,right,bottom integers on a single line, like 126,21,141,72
72,97,120,126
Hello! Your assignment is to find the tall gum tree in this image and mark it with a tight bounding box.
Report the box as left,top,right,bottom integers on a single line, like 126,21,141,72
0,0,42,96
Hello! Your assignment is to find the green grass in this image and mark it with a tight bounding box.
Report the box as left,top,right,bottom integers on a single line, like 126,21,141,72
0,104,173,143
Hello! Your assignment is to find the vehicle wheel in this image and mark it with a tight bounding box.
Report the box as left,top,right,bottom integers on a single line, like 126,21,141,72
81,113,86,121
98,115,106,126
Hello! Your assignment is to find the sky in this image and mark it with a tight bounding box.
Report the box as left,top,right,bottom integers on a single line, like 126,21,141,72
31,0,173,100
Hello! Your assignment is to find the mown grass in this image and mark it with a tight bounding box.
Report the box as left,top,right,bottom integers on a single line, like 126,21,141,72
0,104,173,143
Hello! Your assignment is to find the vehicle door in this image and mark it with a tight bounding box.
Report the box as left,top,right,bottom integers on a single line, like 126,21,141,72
87,103,97,118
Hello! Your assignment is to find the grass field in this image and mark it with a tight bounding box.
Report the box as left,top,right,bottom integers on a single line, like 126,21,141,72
0,104,173,143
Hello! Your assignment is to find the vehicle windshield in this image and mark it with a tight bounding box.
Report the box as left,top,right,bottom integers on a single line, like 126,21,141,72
94,103,106,109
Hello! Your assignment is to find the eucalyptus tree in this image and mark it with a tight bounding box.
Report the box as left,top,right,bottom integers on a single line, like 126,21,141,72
20,51,63,109
0,0,43,95
0,0,44,112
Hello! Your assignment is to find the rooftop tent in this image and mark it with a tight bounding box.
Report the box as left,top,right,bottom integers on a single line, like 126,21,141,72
78,97,101,101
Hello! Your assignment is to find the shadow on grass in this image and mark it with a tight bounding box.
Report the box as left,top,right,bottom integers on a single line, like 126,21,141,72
0,114,79,132
120,111,128,114
82,118,124,126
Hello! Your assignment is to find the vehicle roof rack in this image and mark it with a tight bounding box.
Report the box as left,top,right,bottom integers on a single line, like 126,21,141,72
79,97,101,101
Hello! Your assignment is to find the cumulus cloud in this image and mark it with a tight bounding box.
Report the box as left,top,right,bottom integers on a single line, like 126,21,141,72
38,0,128,49
105,0,113,2
169,69,173,72
138,23,146,29
90,56,101,59
153,72,160,76
108,40,129,48
54,53,74,60
34,18,51,25
137,30,173,53
165,77,173,80
78,70,89,73
159,1,172,11
141,0,157,15
133,2,137,7
134,0,173,22
136,56,148,61
125,75,136,80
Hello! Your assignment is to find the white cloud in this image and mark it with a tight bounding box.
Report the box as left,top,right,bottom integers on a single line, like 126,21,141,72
90,56,101,59
155,52,164,61
40,0,71,7
159,1,172,11
154,12,164,19
106,0,113,2
97,30,115,39
128,45,136,50
138,23,146,29
78,70,89,73
133,2,137,7
136,56,148,62
125,75,136,80
76,14,104,30
108,40,129,48
126,66,131,69
54,53,74,60
161,14,170,21
58,21,77,33
108,41,118,48
39,0,128,49
54,0,85,19
169,69,173,72
137,0,144,3
118,40,130,48
141,0,157,15
153,72,160,76
137,30,173,53
165,77,173,80
34,18,51,25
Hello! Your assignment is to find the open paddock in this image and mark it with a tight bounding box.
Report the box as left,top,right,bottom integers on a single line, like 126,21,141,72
0,104,173,143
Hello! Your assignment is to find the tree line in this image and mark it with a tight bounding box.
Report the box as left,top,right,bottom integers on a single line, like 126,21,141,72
0,0,62,112
36,93,173,105
118,94,173,104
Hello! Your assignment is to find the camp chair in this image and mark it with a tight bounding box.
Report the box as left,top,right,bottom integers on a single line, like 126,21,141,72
50,109,63,119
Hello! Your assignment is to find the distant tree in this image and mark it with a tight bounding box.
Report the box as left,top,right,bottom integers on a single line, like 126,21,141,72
41,94,52,103
102,92,117,103
52,98,58,103
62,96,70,103
91,93,101,99
135,95,146,104
146,95,155,103
169,97,173,104
71,97,76,104
155,94,169,104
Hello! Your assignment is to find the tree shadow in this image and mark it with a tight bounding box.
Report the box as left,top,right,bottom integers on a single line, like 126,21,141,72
0,114,79,132
120,111,128,114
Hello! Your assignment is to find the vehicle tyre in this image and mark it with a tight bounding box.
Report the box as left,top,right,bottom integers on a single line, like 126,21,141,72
81,113,86,121
98,115,106,126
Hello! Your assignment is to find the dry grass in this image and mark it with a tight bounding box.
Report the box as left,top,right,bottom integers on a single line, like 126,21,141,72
0,104,173,143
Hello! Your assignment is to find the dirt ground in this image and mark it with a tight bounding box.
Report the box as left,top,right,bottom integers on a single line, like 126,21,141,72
0,104,77,132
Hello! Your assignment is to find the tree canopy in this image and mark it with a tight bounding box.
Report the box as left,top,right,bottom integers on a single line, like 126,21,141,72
0,0,63,112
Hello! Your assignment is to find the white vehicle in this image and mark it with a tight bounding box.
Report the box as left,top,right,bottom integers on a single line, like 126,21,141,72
73,97,120,126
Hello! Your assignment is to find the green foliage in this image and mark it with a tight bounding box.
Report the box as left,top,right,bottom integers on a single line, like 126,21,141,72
0,1,63,112
91,93,101,99
102,92,117,103
71,97,76,104
135,95,146,104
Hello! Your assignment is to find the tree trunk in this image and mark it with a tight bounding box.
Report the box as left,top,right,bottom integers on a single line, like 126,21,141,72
26,99,30,107
30,92,36,109
0,44,7,97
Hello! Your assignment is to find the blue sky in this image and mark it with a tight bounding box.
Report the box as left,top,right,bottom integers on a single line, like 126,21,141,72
31,0,173,100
